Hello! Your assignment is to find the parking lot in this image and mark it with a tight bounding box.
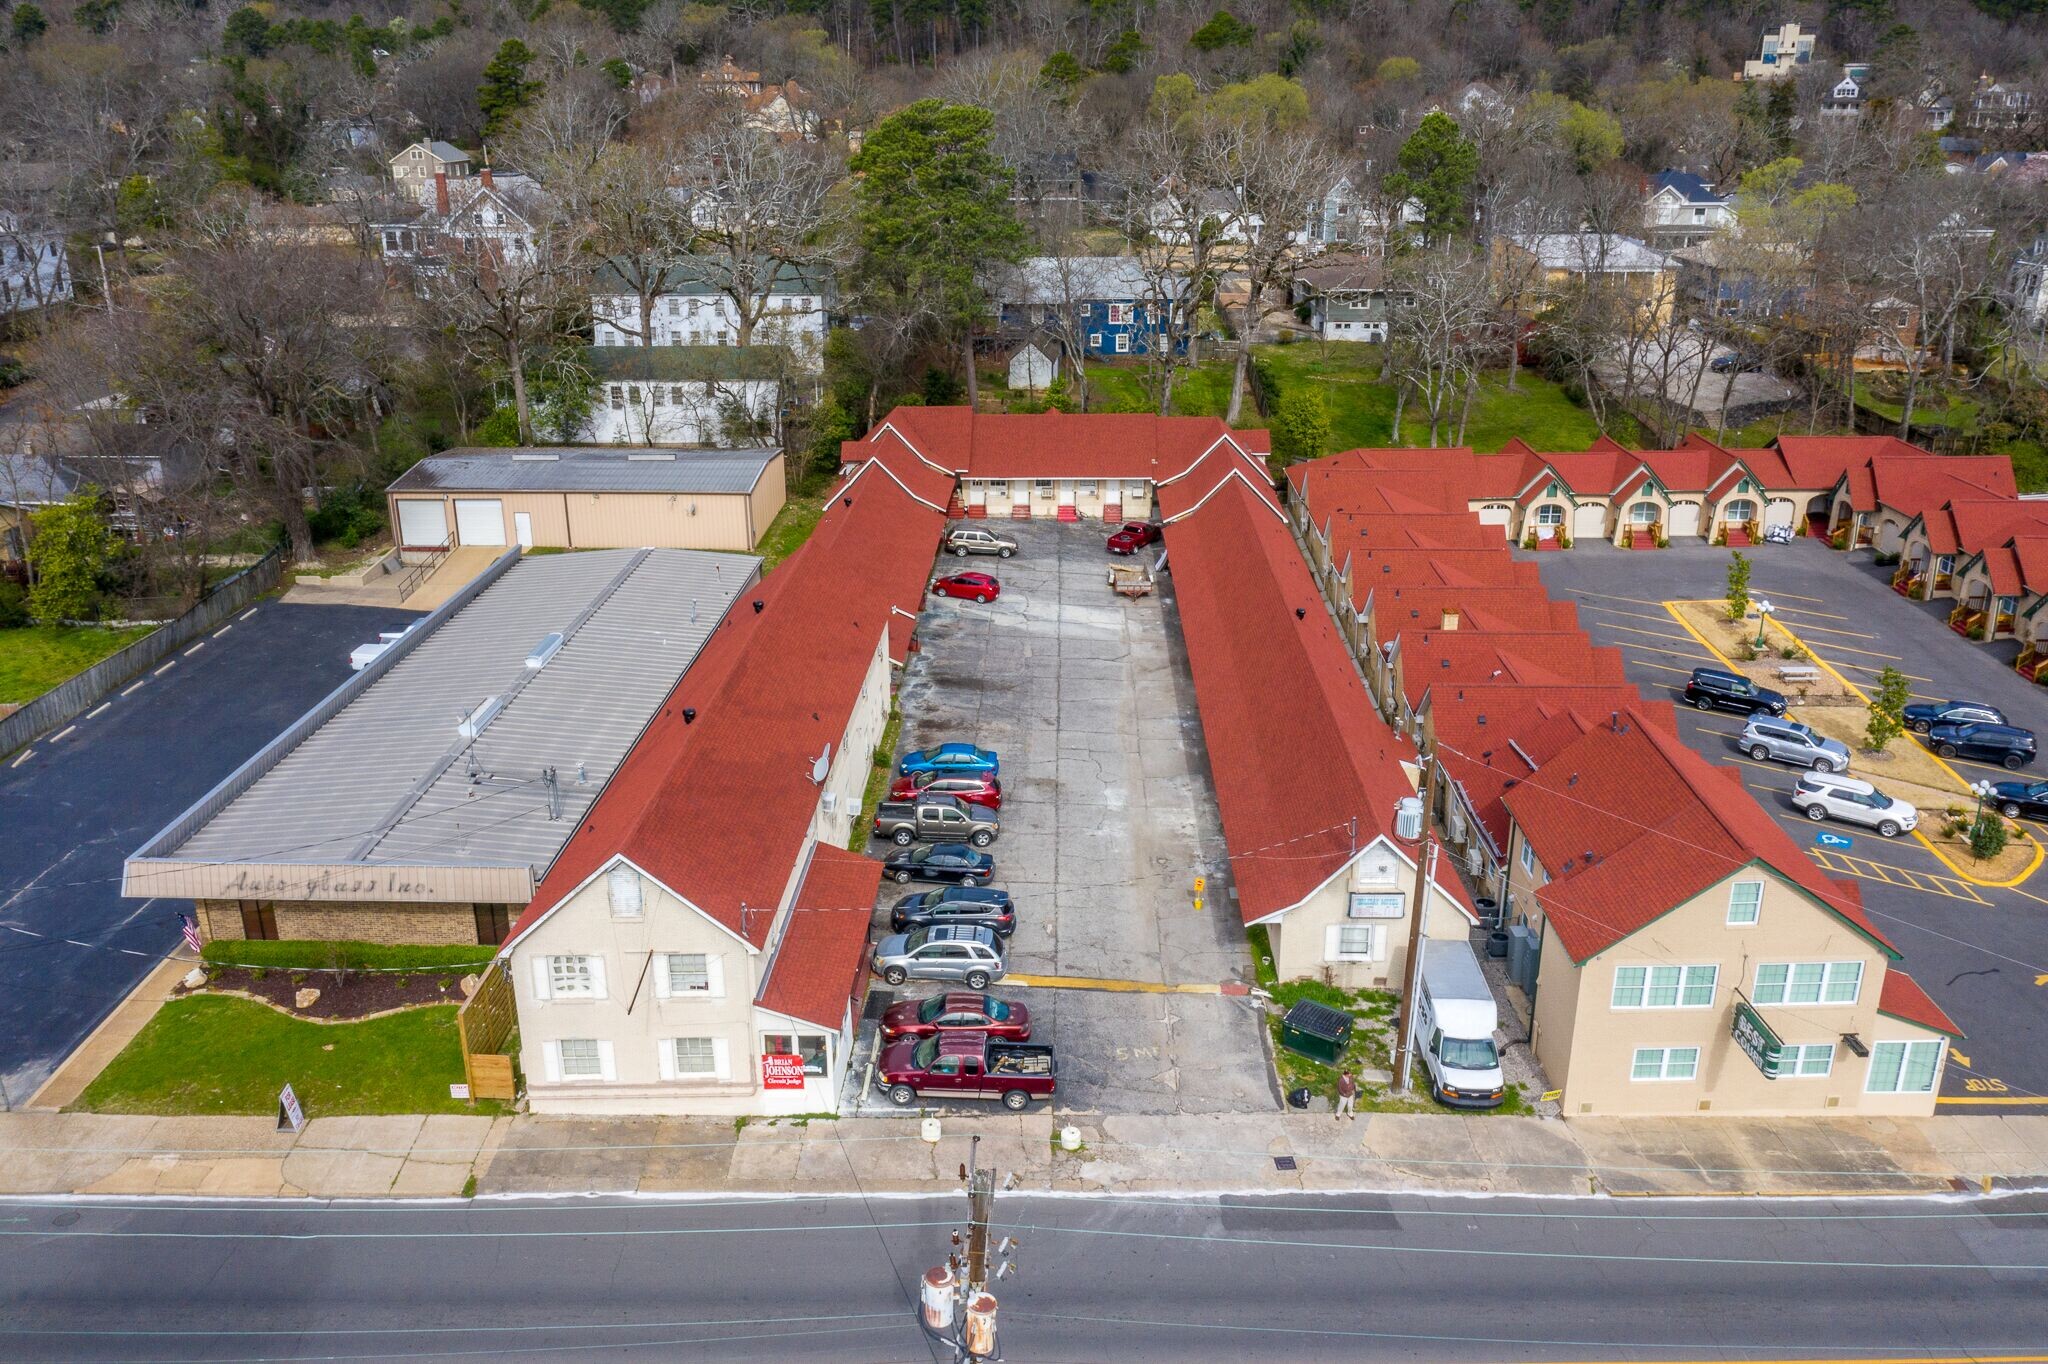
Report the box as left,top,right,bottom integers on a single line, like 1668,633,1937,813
1526,536,2048,1110
0,600,422,1103
846,520,1277,1116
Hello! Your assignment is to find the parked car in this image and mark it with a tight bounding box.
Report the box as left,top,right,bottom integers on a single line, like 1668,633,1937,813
1685,666,1786,717
932,571,1000,603
872,795,1000,847
879,991,1032,1042
876,1033,1056,1110
945,526,1017,559
1904,699,2008,734
1741,717,1851,773
884,842,995,885
890,886,1017,936
889,772,1002,810
1106,521,1163,555
1990,779,2048,819
871,923,1006,989
1792,773,1916,837
899,743,999,778
1928,721,2037,770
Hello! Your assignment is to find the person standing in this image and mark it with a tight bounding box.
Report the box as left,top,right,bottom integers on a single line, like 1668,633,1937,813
1335,1069,1357,1119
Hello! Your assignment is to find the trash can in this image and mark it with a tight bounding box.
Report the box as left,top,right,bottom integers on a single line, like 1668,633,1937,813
1279,1000,1353,1066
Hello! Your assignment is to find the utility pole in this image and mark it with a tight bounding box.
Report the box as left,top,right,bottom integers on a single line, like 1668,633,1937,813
918,1134,1010,1362
964,1134,992,1291
1393,747,1442,1095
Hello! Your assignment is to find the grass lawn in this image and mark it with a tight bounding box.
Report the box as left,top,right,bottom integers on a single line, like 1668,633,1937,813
74,995,500,1117
1252,343,1611,455
0,623,156,705
847,702,902,852
757,485,829,571
1079,359,1236,418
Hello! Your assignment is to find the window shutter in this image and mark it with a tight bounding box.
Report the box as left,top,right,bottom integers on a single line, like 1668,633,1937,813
542,1040,562,1082
588,956,608,999
705,955,725,998
658,1040,676,1081
531,957,552,1001
653,954,671,999
1372,926,1388,961
712,1037,732,1081
596,1040,617,1082
1323,924,1344,962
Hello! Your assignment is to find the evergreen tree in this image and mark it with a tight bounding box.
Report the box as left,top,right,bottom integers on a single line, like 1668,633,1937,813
10,3,48,45
478,39,544,140
1384,111,1478,242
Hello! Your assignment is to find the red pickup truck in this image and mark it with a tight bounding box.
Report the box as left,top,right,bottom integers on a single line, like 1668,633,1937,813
876,1034,1056,1110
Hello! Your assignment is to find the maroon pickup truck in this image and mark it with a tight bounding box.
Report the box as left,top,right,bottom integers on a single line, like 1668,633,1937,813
876,1034,1056,1110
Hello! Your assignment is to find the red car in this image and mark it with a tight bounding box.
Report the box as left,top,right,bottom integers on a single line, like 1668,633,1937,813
879,991,1034,1042
1106,522,1163,555
889,771,1002,809
932,571,1001,603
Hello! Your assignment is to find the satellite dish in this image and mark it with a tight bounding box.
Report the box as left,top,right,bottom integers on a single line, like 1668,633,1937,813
809,743,832,783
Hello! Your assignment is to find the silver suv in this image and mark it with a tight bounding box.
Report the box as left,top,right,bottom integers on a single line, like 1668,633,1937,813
871,924,1006,989
945,527,1017,559
1793,773,1916,838
1740,717,1850,773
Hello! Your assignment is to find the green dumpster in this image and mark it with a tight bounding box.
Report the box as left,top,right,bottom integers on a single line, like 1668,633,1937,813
1279,1000,1353,1066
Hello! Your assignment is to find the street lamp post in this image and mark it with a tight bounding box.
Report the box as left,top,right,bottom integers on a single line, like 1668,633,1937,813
1754,599,1775,650
1971,779,1996,856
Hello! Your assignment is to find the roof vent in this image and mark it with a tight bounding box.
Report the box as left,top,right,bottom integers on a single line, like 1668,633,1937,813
627,452,676,461
511,453,559,462
458,695,507,738
752,600,765,614
525,632,565,670
1295,608,1307,620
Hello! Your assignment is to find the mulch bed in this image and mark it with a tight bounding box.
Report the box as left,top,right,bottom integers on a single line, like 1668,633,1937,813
180,966,472,1021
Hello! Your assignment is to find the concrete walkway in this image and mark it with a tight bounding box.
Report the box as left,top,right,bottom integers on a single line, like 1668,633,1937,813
6,1109,2047,1201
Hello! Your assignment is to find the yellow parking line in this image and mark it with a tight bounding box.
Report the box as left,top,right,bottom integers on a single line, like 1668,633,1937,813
1937,1097,2048,1107
1587,621,1700,645
1750,586,1829,604
1764,620,1879,640
1800,638,1904,661
1004,973,1222,995
1825,657,1934,681
1579,603,1688,625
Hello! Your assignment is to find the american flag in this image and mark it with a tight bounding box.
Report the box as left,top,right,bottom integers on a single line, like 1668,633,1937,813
178,913,202,956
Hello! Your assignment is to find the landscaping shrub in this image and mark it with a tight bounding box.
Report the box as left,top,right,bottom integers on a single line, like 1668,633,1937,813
0,579,26,628
201,939,498,973
307,482,387,550
1971,814,2010,861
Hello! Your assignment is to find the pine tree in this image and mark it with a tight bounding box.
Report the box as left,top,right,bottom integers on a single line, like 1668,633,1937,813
477,39,543,140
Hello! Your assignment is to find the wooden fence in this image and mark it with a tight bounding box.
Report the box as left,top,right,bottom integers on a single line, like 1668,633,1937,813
0,545,287,757
456,958,519,1102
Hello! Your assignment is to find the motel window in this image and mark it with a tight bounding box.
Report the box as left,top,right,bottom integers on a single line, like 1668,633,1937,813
652,387,667,407
628,385,643,404
557,1039,606,1080
1753,961,1863,1006
1610,964,1717,1010
1126,481,1147,500
1725,500,1756,523
1077,480,1097,497
666,297,681,315
1518,839,1537,875
658,952,723,998
1780,1043,1835,1077
1535,505,1564,526
1727,881,1763,926
763,1032,830,1076
473,905,513,945
670,1037,718,1076
1334,924,1379,958
1630,1047,1699,1081
1866,1040,1942,1094
1036,480,1055,499
1108,303,1133,324
1629,501,1660,525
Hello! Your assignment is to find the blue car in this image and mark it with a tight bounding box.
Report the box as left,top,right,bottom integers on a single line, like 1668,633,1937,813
1904,699,2006,734
899,743,1000,778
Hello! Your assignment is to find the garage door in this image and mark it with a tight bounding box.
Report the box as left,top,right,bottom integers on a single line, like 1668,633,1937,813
395,499,448,548
1668,501,1702,537
1573,504,1606,539
454,499,507,546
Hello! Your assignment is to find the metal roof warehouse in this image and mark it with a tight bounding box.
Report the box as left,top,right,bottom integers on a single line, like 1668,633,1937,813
124,547,759,946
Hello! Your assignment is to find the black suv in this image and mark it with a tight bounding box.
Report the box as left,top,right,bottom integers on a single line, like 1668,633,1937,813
1928,721,2037,770
890,886,1017,936
1683,666,1786,717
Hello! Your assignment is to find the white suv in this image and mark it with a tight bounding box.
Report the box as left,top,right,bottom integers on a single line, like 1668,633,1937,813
1793,773,1916,838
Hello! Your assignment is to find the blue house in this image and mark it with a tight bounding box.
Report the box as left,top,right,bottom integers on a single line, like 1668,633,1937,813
996,257,1186,358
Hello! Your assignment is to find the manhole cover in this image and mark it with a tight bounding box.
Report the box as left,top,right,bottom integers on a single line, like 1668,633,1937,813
1272,1156,1297,1172
51,1212,79,1227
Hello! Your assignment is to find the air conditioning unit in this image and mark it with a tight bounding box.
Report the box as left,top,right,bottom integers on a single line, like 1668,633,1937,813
821,792,838,813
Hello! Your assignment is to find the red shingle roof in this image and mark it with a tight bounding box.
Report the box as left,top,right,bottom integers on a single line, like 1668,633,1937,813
859,407,1266,483
756,845,884,1031
1879,968,1964,1038
1396,632,1627,699
1366,585,1580,636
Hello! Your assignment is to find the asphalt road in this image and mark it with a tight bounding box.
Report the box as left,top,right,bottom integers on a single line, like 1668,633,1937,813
1525,536,2048,1111
3,1190,2046,1361
0,600,419,1103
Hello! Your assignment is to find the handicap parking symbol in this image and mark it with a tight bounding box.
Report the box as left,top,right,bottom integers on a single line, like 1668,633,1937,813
1814,831,1854,849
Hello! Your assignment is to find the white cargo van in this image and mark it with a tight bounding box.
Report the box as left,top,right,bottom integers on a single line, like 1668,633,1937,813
1412,939,1506,1109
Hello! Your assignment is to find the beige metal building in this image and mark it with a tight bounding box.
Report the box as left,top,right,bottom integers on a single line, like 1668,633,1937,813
386,447,785,554
124,547,759,945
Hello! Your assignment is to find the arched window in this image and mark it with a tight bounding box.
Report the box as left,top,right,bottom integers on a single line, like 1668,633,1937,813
1725,499,1757,523
1629,501,1660,525
1535,504,1565,526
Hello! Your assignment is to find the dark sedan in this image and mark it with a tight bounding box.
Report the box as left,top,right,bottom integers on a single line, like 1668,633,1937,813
1928,721,2037,770
1992,779,2048,820
883,842,995,885
1904,699,2007,734
890,886,1016,935
879,991,1033,1042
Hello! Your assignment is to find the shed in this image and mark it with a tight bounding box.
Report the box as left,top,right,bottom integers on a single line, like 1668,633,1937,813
1008,341,1058,394
386,445,785,553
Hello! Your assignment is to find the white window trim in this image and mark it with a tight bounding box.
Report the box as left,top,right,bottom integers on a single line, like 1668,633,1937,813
652,951,725,999
658,1035,731,1081
1323,922,1385,963
1779,1042,1836,1078
1629,1046,1700,1082
1865,1038,1943,1094
1753,960,1864,1007
545,1038,616,1083
533,954,606,1001
1610,964,1718,1010
1727,880,1763,926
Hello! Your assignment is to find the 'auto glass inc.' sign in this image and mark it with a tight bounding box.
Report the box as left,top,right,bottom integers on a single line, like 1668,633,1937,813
1732,999,1784,1079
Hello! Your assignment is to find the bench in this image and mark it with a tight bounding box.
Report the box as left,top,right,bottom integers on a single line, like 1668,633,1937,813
1775,664,1822,685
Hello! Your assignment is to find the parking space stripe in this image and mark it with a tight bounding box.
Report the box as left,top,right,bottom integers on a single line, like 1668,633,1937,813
152,661,174,676
1749,586,1829,604
1797,638,1903,661
1586,621,1700,645
239,607,258,620
1003,973,1222,995
8,749,31,768
1768,620,1879,640
182,642,205,658
119,680,145,697
1578,603,1685,625
1625,657,1696,676
85,703,110,719
1564,589,1671,608
1819,656,1933,681
212,624,232,638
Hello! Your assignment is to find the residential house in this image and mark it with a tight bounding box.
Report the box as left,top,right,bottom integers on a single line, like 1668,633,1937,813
2008,232,2048,327
0,210,71,316
388,141,473,205
500,440,951,1116
1823,447,2018,552
1670,238,1806,322
0,450,78,561
994,257,1184,359
741,79,821,141
373,169,538,278
1920,88,1957,132
1291,254,1407,342
1294,176,1420,253
1896,498,2048,602
580,345,790,447
1642,172,1734,249
1819,65,1872,121
1494,234,1677,323
1949,536,2048,645
1503,712,1957,1118
1964,79,2035,135
589,257,831,372
1742,22,1816,80
698,55,766,99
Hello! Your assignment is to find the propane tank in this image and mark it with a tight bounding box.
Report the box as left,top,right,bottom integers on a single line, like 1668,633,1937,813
920,1264,956,1333
964,1290,998,1357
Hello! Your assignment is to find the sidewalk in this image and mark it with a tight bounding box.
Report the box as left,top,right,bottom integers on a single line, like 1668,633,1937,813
5,1109,2047,1200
